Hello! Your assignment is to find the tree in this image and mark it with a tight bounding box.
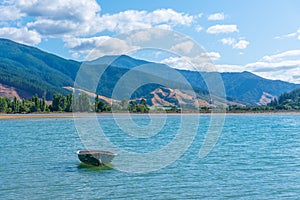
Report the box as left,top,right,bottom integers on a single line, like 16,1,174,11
127,99,149,113
0,97,8,113
129,100,138,112
137,98,149,113
121,99,129,111
268,98,278,107
95,95,100,112
12,97,20,113
29,94,41,112
94,95,111,112
78,93,91,112
19,99,30,113
40,96,47,112
65,94,73,112
51,94,66,111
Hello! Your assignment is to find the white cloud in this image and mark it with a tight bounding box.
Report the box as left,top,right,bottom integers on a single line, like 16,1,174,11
170,41,195,55
64,36,111,51
262,50,300,62
220,64,300,84
156,24,172,30
207,24,238,34
245,50,300,83
208,13,225,21
17,0,102,37
27,19,79,36
97,10,151,33
195,13,203,19
94,8,194,34
202,52,221,61
81,37,140,61
124,28,172,46
17,3,195,37
214,50,300,83
274,33,296,39
233,39,249,49
161,51,221,71
16,0,101,22
0,27,41,45
0,1,200,58
65,28,200,59
64,36,138,60
195,25,203,32
220,37,249,49
145,8,194,25
246,60,300,83
0,0,15,5
0,5,23,21
220,37,236,45
275,28,300,40
0,1,196,38
247,60,300,69
161,57,192,70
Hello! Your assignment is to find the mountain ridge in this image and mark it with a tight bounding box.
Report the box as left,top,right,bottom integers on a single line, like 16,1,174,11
0,38,299,106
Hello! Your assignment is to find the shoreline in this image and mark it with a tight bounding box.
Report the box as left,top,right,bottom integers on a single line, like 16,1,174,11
1,111,300,120
0,113,74,120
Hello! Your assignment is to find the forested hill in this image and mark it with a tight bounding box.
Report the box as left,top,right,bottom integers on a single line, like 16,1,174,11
269,88,300,109
0,39,80,99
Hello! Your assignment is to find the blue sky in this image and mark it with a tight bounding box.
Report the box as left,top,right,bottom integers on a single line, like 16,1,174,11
0,0,300,83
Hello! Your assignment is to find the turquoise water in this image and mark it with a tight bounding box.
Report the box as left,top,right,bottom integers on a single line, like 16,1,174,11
1,114,300,199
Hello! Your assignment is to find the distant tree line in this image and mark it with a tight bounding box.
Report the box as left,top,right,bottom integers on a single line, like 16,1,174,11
0,93,150,113
227,105,278,112
0,94,49,113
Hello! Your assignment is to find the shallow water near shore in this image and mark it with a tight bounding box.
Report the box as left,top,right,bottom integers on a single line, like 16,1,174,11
1,114,300,199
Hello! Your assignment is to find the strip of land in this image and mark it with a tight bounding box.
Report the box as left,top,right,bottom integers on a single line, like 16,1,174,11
0,114,74,120
1,110,300,120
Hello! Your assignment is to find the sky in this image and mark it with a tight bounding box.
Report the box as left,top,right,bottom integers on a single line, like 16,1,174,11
0,0,300,83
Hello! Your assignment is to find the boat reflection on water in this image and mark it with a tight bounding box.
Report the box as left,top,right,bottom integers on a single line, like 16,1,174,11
77,162,115,171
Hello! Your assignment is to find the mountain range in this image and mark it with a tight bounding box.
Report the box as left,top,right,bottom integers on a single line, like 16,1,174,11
0,38,299,107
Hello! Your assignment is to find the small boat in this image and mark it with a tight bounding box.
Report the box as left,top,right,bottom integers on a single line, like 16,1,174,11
76,150,116,166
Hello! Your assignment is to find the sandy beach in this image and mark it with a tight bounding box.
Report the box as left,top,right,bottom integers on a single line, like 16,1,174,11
0,113,74,120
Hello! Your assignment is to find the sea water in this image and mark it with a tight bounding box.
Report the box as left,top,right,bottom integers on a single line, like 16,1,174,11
1,114,300,199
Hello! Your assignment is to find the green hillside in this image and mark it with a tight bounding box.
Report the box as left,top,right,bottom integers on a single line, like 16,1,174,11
220,71,299,105
269,88,300,109
0,39,80,99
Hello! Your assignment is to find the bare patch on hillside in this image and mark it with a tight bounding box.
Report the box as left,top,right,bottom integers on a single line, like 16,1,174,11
0,83,31,99
150,87,210,107
63,86,118,104
258,92,275,105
